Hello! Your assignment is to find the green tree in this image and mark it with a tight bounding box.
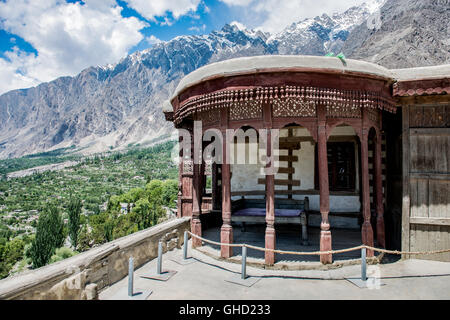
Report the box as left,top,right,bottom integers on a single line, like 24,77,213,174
0,237,25,278
90,212,115,244
30,205,65,268
77,224,92,252
132,198,152,230
161,179,178,208
68,197,82,249
146,180,164,205
151,203,166,226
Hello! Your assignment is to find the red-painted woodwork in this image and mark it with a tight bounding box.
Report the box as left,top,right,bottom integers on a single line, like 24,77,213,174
166,65,396,265
191,161,202,248
265,128,276,265
221,129,233,258
361,111,375,256
317,105,332,264
375,131,386,248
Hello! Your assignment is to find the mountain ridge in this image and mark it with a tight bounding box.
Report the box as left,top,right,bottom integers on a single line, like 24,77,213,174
0,0,448,160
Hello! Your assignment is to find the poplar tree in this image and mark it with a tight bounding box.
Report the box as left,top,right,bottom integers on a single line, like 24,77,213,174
68,197,82,249
30,205,64,268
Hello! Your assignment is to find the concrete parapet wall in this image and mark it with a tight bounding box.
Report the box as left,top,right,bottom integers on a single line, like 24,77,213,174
0,217,191,300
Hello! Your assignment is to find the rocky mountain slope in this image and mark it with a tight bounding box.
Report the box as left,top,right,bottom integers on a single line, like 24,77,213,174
342,0,450,68
0,0,448,159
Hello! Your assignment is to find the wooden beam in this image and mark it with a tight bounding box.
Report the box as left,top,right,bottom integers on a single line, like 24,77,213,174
410,173,450,180
277,167,296,174
328,136,359,143
402,105,411,256
279,137,315,143
258,178,301,186
278,142,301,150
410,128,450,136
278,155,298,162
410,217,450,226
395,95,450,106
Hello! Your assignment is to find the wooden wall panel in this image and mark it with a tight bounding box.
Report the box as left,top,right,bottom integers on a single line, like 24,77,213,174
409,178,428,218
409,105,449,128
410,134,450,173
428,180,450,219
405,102,450,262
410,224,450,261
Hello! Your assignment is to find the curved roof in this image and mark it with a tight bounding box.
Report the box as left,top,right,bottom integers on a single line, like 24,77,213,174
170,55,396,102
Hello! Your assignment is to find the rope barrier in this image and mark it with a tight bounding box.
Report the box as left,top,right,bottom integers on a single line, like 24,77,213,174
187,231,450,256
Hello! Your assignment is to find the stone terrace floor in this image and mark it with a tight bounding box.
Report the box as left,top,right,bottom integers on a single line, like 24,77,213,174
99,240,450,300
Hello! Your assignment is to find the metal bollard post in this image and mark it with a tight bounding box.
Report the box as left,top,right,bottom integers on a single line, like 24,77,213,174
361,247,367,281
128,257,134,297
241,246,247,280
157,241,163,275
183,231,188,260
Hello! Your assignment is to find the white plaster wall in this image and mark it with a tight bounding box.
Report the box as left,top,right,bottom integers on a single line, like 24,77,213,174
230,126,361,212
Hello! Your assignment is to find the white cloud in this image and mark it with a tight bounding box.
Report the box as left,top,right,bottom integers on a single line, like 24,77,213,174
229,21,247,31
124,0,201,21
221,0,253,5
0,0,148,94
146,35,162,45
188,24,206,32
220,0,371,33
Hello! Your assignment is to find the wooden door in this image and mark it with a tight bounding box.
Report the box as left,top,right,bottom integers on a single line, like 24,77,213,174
402,104,450,261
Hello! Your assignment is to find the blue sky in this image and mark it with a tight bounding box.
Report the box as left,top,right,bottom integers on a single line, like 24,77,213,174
0,0,370,94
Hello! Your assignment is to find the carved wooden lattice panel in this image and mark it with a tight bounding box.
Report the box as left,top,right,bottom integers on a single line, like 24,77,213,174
204,159,213,175
409,105,449,128
326,103,361,118
229,100,263,121
197,109,220,125
183,159,193,175
366,107,380,124
272,98,316,117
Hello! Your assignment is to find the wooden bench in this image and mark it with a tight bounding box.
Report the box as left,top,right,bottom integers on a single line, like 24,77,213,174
231,197,309,245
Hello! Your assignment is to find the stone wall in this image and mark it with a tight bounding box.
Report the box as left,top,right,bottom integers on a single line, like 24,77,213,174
0,217,191,300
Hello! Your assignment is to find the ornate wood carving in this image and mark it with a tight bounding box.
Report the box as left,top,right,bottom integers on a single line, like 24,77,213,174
182,159,193,175
229,100,263,121
174,86,396,125
197,109,220,125
204,159,213,175
409,105,449,128
393,78,450,97
365,107,380,124
326,103,362,118
272,98,316,117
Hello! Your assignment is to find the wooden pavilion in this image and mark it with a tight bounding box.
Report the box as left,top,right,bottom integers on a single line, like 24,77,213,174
163,55,450,264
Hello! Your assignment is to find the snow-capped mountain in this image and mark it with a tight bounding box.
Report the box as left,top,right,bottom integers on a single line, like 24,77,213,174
0,0,448,159
270,0,385,55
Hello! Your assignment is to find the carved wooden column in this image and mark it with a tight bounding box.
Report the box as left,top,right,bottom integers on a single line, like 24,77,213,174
220,128,233,258
361,111,374,256
374,130,385,248
191,131,202,248
262,102,275,265
265,129,276,265
180,126,194,218
177,133,183,218
211,162,218,210
220,106,233,258
317,105,332,264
